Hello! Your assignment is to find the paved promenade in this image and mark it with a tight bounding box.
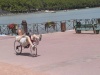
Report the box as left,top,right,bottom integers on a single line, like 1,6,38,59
0,30,100,75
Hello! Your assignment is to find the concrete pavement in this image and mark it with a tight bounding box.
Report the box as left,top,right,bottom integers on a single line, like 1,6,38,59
0,30,100,75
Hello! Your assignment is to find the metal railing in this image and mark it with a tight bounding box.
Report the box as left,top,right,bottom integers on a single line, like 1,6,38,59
0,18,100,35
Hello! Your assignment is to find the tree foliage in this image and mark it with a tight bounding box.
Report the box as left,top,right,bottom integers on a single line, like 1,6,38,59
0,0,100,13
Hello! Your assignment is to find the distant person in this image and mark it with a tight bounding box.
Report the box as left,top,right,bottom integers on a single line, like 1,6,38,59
15,28,42,48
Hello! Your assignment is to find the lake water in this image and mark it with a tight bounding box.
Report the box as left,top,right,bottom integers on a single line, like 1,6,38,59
0,7,100,24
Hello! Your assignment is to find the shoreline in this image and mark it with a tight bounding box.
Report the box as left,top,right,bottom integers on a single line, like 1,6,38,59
0,7,100,17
